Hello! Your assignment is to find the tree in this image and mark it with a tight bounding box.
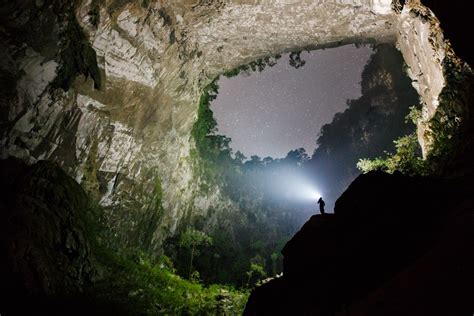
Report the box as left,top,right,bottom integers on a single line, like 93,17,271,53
270,252,279,276
262,156,274,166
246,263,267,287
244,155,263,169
179,229,213,279
234,151,247,164
285,148,309,165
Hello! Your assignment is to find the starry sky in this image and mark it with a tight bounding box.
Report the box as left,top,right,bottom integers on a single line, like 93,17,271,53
210,44,374,158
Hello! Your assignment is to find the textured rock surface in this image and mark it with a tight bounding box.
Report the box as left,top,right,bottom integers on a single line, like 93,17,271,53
0,158,96,302
244,171,474,315
0,0,470,251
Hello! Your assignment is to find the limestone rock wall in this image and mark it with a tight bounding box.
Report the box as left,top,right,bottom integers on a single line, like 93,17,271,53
0,0,466,251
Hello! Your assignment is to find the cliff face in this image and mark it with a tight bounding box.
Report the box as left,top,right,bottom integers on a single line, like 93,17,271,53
310,43,420,210
0,0,469,250
244,171,474,315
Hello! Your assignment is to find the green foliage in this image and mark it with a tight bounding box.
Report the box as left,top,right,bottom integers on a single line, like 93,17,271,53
424,56,474,171
179,229,213,278
362,56,474,176
180,229,213,248
223,55,281,78
190,80,235,191
81,201,248,315
405,105,422,125
53,14,101,90
313,44,421,199
87,250,249,315
356,157,388,174
270,252,280,276
246,263,267,288
357,106,428,175
153,177,164,213
186,66,312,287
188,45,429,291
191,80,220,155
357,133,428,175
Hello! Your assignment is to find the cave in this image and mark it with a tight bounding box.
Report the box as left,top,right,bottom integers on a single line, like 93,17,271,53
0,0,473,315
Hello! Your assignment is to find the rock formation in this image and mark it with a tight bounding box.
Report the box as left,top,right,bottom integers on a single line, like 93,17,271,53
0,158,97,314
0,0,471,254
244,171,474,315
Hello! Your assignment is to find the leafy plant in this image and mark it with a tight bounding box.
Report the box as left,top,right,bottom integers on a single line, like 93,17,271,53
179,229,213,278
246,263,267,288
357,106,429,175
357,133,428,175
424,56,474,172
87,250,249,315
82,201,248,315
223,55,281,78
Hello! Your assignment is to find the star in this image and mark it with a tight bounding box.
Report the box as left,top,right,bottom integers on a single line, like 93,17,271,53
211,44,374,158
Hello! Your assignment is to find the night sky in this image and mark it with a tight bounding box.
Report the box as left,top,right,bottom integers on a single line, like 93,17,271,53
211,44,374,158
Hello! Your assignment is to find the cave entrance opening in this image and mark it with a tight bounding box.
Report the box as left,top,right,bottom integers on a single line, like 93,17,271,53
175,43,421,289
205,43,420,210
210,44,374,159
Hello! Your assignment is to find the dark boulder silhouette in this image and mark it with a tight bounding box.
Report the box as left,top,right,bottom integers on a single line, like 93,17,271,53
245,171,474,315
0,158,98,315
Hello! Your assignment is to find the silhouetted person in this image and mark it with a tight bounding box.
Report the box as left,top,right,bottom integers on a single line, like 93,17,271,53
317,197,326,215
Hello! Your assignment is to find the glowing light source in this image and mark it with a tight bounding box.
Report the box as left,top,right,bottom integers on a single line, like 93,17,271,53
284,178,322,201
297,186,321,201
263,170,322,204
314,191,322,200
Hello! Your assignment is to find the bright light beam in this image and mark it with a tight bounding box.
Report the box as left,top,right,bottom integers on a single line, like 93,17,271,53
296,185,321,201
279,174,322,202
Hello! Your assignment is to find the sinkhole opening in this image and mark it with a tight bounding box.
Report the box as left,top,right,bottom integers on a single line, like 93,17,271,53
167,43,422,289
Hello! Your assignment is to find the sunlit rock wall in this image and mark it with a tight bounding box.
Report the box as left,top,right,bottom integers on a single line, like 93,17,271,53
395,1,448,156
0,0,466,251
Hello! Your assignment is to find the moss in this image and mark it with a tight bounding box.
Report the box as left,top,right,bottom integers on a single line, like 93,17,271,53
425,55,474,172
81,139,102,199
153,178,164,209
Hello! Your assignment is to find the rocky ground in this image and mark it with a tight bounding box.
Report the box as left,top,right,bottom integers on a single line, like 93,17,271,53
245,171,474,315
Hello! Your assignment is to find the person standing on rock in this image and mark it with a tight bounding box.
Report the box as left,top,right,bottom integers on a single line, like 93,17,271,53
317,197,326,215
